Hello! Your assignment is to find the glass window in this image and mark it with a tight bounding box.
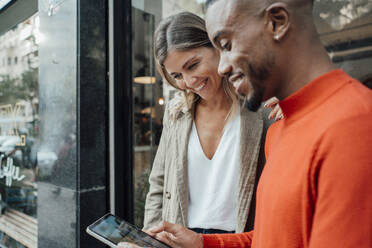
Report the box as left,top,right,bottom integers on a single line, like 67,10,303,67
132,5,158,227
131,0,208,228
0,14,39,248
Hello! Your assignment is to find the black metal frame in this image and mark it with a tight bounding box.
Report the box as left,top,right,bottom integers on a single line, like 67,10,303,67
112,0,134,223
77,0,110,247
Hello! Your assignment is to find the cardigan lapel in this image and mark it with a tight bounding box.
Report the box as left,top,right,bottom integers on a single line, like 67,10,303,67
174,110,193,226
236,107,264,232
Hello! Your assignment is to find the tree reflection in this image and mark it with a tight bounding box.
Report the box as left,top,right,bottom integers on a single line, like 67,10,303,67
315,0,372,30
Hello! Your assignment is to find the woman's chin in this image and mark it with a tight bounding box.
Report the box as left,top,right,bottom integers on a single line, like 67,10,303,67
197,93,213,101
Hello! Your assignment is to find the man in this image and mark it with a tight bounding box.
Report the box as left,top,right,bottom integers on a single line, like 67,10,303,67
146,0,372,247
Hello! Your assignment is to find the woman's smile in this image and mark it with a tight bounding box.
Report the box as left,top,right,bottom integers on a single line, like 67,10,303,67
193,78,208,92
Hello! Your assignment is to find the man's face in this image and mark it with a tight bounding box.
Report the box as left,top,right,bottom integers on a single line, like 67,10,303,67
206,0,276,111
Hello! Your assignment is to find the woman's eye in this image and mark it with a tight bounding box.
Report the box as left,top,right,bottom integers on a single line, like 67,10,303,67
174,74,182,80
188,62,199,70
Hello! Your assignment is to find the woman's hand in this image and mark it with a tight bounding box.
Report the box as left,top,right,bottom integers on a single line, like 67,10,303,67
264,97,283,121
147,222,203,248
117,242,141,248
117,223,202,248
116,227,161,248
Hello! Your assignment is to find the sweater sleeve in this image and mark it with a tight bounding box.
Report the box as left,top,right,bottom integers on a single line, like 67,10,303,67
202,231,254,248
309,114,372,247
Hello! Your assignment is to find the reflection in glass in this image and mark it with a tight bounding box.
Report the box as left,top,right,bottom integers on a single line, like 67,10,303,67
314,0,372,88
315,0,372,30
131,0,208,229
132,6,160,228
0,14,39,248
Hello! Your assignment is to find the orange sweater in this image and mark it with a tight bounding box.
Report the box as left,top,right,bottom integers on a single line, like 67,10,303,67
203,70,372,248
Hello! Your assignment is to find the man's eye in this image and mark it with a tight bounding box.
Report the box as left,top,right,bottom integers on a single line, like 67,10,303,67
221,41,231,51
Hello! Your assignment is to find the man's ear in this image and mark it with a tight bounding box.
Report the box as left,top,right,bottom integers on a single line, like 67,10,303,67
265,3,290,42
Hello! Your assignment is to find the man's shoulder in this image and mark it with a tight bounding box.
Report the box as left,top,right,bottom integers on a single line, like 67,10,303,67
321,78,372,122
319,79,372,150
344,78,372,107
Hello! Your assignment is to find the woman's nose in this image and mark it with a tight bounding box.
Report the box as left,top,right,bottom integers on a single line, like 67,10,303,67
176,80,187,90
184,75,198,88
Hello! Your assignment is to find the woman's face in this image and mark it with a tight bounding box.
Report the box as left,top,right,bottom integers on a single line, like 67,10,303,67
163,47,223,101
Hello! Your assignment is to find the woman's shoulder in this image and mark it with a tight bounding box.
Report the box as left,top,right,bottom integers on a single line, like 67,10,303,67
239,103,274,129
163,91,193,126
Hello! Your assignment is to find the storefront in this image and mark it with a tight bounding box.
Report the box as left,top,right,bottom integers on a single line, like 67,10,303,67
0,0,108,247
0,0,371,247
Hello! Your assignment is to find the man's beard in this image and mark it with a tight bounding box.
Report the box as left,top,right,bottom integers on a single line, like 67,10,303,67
244,81,264,112
244,53,274,112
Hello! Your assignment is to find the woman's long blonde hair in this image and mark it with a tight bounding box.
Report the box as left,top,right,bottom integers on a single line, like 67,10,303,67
154,12,238,121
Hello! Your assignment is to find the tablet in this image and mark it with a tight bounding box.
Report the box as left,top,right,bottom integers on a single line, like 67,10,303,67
86,213,170,248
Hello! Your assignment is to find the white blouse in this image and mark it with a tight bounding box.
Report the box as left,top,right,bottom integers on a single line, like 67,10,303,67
187,112,241,231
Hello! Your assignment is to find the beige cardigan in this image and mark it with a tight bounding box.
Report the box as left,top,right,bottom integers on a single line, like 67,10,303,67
144,96,272,233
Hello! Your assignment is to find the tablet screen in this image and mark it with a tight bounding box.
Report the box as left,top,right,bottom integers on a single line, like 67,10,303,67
89,214,170,248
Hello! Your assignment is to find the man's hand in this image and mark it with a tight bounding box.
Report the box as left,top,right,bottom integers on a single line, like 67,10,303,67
148,221,203,248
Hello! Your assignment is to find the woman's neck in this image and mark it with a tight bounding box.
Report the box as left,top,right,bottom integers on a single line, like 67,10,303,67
198,88,231,112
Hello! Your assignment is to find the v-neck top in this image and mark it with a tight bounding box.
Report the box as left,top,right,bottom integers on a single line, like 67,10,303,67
187,111,241,231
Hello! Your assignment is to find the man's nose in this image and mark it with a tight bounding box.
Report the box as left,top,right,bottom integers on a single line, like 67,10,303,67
218,53,232,77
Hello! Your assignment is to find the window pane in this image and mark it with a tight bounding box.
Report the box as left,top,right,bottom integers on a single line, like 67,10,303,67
0,14,38,248
132,5,160,228
131,0,207,229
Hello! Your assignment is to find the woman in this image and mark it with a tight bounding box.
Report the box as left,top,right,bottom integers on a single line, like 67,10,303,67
143,12,279,235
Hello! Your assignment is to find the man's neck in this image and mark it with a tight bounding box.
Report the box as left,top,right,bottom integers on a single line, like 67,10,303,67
276,40,336,100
